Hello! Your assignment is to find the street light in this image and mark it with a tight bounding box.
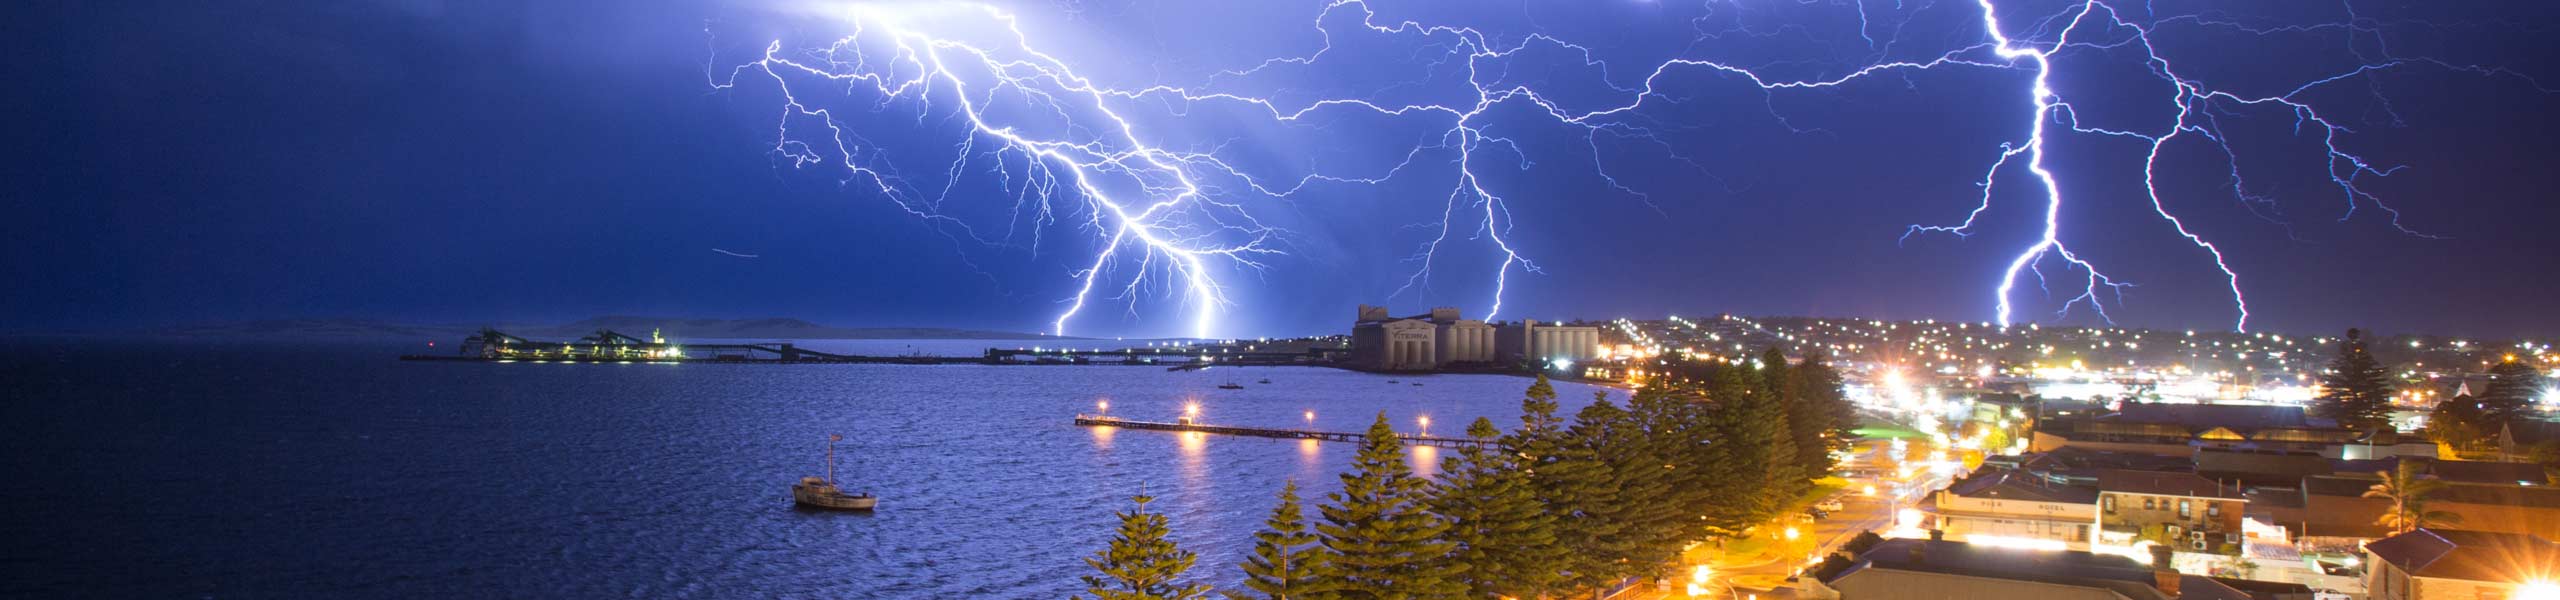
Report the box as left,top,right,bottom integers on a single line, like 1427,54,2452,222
2516,580,2560,600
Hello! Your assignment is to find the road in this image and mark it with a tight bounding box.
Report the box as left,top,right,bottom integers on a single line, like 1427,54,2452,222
1637,432,1966,599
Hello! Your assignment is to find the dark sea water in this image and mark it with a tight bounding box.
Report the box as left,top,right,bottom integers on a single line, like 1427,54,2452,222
0,339,1609,599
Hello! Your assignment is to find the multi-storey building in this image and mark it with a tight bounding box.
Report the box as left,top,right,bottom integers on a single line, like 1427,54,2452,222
2096,470,2248,556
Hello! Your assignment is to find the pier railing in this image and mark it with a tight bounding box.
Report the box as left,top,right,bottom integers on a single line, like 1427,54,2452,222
1073,415,1490,448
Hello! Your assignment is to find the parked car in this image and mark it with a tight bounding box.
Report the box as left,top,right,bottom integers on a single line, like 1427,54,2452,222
1815,497,1846,512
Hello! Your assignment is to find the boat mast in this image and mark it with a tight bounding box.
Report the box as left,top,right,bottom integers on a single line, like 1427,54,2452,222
826,434,842,485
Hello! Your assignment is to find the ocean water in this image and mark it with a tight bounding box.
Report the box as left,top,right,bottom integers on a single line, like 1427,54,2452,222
0,339,1609,598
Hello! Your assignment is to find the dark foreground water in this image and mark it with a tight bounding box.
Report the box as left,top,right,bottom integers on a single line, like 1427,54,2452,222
0,339,1608,598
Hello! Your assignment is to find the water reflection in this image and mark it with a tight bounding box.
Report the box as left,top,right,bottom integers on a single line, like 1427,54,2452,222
1178,431,1208,486
1409,445,1439,479
1089,425,1116,449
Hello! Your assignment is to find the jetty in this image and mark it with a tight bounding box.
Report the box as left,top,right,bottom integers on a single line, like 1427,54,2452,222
399,328,1348,366
1072,415,1490,448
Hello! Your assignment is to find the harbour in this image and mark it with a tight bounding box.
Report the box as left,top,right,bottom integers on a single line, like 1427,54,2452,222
397,328,1348,366
6,338,1605,597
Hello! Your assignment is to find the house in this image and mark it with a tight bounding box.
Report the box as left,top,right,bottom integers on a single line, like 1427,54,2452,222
2362,529,2560,600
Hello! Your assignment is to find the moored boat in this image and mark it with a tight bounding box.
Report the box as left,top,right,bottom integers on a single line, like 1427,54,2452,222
793,477,877,510
793,434,877,511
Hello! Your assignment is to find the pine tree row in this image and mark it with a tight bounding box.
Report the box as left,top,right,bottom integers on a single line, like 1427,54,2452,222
1080,349,1856,600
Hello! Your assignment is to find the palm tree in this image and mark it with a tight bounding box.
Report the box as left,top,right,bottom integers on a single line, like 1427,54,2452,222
2363,462,2463,534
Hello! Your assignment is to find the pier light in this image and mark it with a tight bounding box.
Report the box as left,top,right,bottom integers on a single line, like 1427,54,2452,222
1417,415,1430,433
1304,410,1315,422
1185,402,1200,417
1097,400,1109,413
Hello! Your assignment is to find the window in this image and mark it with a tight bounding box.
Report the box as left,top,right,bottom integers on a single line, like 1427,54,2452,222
2178,500,2192,518
2103,496,2116,513
2207,503,2221,518
2144,498,2156,510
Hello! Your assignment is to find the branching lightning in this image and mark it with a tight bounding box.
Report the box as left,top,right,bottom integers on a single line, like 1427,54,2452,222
712,0,2543,337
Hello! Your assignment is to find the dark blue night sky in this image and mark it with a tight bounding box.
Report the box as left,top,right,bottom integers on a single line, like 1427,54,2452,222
8,0,2558,339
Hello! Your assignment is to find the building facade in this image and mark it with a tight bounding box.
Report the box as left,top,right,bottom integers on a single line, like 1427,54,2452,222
2096,471,2248,556
1932,470,2100,548
1348,305,1497,371
1494,318,1600,367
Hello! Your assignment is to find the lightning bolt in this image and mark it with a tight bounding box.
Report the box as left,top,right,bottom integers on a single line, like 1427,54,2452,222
709,4,1284,339
710,0,2541,337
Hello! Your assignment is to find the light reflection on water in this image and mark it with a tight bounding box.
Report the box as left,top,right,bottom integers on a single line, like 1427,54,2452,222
1409,445,1441,479
1,340,1616,598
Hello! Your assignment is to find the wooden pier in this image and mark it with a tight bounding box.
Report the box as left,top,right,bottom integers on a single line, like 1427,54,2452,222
1073,415,1491,448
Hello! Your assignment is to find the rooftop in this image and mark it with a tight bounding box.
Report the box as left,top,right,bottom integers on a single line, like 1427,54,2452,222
1946,469,2100,504
1836,539,2265,600
2020,447,2195,479
2364,528,2560,584
2333,457,2550,486
2099,469,2247,499
2301,476,2560,508
2099,403,2333,431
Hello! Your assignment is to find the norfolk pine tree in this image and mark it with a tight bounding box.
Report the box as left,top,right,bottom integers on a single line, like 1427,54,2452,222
1429,417,1559,599
1312,414,1466,600
1082,494,1214,600
2315,328,2396,431
1231,480,1329,600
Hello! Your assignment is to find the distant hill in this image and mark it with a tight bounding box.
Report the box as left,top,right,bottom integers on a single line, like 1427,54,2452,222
135,319,488,340
43,317,1071,341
